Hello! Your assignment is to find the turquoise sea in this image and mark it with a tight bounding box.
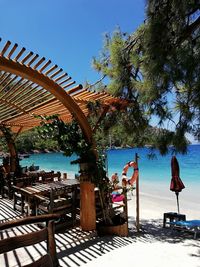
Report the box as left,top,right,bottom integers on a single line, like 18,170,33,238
21,144,200,187
21,144,200,218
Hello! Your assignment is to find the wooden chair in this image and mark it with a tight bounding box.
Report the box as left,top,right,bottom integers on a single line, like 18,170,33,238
13,176,36,213
2,172,15,199
37,186,77,226
0,214,60,267
41,171,61,183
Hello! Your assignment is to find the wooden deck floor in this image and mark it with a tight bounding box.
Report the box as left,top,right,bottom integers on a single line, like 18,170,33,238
0,198,133,267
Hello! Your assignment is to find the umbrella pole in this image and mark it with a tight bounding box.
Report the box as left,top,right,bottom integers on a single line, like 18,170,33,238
175,192,180,214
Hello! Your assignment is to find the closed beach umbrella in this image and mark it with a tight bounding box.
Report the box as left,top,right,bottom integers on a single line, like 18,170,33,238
170,156,185,213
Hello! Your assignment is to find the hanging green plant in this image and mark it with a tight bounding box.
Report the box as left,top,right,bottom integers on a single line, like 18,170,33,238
36,114,122,226
36,115,105,182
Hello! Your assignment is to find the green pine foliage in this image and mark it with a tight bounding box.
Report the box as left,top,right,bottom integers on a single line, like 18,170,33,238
142,0,200,143
92,28,150,147
91,1,199,153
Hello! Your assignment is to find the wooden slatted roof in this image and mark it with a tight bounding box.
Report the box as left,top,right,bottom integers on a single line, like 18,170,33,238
0,39,125,136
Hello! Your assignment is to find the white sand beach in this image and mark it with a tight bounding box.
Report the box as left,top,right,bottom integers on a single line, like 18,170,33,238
83,185,200,267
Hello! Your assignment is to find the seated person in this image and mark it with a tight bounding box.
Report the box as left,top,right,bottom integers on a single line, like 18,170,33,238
111,172,119,184
112,190,124,202
121,174,128,187
111,173,124,202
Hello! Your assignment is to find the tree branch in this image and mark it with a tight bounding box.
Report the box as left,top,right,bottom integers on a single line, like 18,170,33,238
86,75,106,90
179,15,200,43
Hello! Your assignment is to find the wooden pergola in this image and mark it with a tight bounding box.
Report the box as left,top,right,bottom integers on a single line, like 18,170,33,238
0,39,126,170
0,39,124,134
0,39,129,231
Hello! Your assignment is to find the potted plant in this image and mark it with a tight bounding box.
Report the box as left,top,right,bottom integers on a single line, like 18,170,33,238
37,115,128,235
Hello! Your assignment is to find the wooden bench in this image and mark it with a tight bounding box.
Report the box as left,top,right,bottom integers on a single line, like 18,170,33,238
0,214,60,267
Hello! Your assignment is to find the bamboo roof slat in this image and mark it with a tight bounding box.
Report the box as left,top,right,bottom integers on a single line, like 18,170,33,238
19,93,52,111
63,81,75,89
75,91,98,100
20,94,53,110
21,52,34,64
72,89,88,97
20,97,57,115
0,75,18,94
50,68,63,79
34,104,66,115
0,97,29,115
65,84,83,95
5,80,32,102
0,71,6,80
0,39,127,134
0,41,11,56
14,85,47,105
67,85,83,95
33,57,46,70
10,84,40,104
7,43,18,59
14,47,26,61
26,54,39,67
58,76,71,86
53,72,68,82
0,73,12,86
1,77,24,99
38,60,51,73
44,64,58,76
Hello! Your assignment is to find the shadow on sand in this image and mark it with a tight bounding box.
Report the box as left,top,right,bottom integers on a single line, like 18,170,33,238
0,198,199,267
56,216,200,266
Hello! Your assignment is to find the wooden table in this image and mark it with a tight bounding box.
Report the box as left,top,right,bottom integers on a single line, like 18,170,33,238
13,179,80,216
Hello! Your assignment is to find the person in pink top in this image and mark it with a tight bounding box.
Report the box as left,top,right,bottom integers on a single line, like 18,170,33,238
111,173,124,202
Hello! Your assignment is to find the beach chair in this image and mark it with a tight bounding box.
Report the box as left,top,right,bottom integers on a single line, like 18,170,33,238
169,220,200,239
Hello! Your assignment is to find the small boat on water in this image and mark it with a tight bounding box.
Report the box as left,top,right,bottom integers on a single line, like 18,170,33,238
19,154,30,160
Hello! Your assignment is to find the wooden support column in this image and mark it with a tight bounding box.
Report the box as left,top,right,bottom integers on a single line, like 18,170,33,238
79,163,96,231
0,126,19,173
7,141,17,173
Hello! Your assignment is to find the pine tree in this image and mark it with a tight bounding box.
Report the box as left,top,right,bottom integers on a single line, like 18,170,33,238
92,1,200,153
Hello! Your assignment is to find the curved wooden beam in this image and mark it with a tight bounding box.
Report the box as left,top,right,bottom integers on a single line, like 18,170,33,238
0,56,93,143
0,126,18,173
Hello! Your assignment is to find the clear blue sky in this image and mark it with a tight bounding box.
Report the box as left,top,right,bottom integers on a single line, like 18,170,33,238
0,0,145,85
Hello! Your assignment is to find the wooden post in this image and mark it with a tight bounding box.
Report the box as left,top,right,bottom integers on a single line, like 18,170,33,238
80,181,96,231
0,126,19,173
123,187,129,235
79,163,96,231
135,153,140,232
